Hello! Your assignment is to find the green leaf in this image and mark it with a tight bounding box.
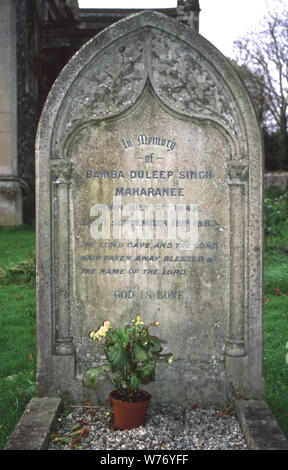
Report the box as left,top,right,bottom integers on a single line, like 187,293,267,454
83,364,111,390
135,362,156,384
107,328,129,346
129,374,141,390
149,336,164,352
134,342,148,362
106,343,129,371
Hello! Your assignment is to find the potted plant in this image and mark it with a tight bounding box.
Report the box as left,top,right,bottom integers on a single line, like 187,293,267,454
83,315,173,430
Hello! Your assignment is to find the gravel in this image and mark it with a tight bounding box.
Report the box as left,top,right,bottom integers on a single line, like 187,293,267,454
48,402,248,450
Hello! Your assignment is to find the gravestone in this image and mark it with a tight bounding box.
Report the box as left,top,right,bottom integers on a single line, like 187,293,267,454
36,11,264,407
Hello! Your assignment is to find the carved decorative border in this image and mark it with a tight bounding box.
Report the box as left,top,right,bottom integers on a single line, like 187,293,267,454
225,161,249,357
50,159,75,355
52,28,246,160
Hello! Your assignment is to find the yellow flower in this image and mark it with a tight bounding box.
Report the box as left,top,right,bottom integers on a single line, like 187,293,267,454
155,321,160,326
97,325,108,337
168,355,173,364
89,321,111,341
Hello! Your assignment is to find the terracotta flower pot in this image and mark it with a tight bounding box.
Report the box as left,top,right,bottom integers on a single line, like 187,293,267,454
110,390,151,430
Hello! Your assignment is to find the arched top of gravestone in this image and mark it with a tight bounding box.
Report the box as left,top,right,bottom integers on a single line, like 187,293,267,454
36,10,261,161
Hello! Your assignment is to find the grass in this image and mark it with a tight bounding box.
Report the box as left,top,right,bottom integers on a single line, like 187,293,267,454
0,224,36,267
265,219,288,249
264,247,288,438
0,225,36,449
0,222,288,448
263,197,288,439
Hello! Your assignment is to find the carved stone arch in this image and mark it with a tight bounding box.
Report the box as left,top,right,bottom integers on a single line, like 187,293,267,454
47,11,252,161
62,78,237,162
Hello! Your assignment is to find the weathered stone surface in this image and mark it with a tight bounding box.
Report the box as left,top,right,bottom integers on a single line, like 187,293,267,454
4,397,61,450
36,11,264,406
236,400,288,450
0,0,22,226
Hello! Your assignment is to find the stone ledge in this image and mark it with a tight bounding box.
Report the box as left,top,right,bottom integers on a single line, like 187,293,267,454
236,399,288,450
4,396,62,450
5,396,288,450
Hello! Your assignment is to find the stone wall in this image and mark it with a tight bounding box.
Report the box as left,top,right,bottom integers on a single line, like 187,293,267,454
264,172,288,190
0,0,22,225
16,0,39,223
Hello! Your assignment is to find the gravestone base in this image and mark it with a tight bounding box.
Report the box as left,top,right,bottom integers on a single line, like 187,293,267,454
36,354,77,401
4,396,288,450
225,356,265,403
36,357,264,409
37,358,230,408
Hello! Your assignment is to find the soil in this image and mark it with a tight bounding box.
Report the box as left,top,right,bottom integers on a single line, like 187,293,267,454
110,390,151,403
